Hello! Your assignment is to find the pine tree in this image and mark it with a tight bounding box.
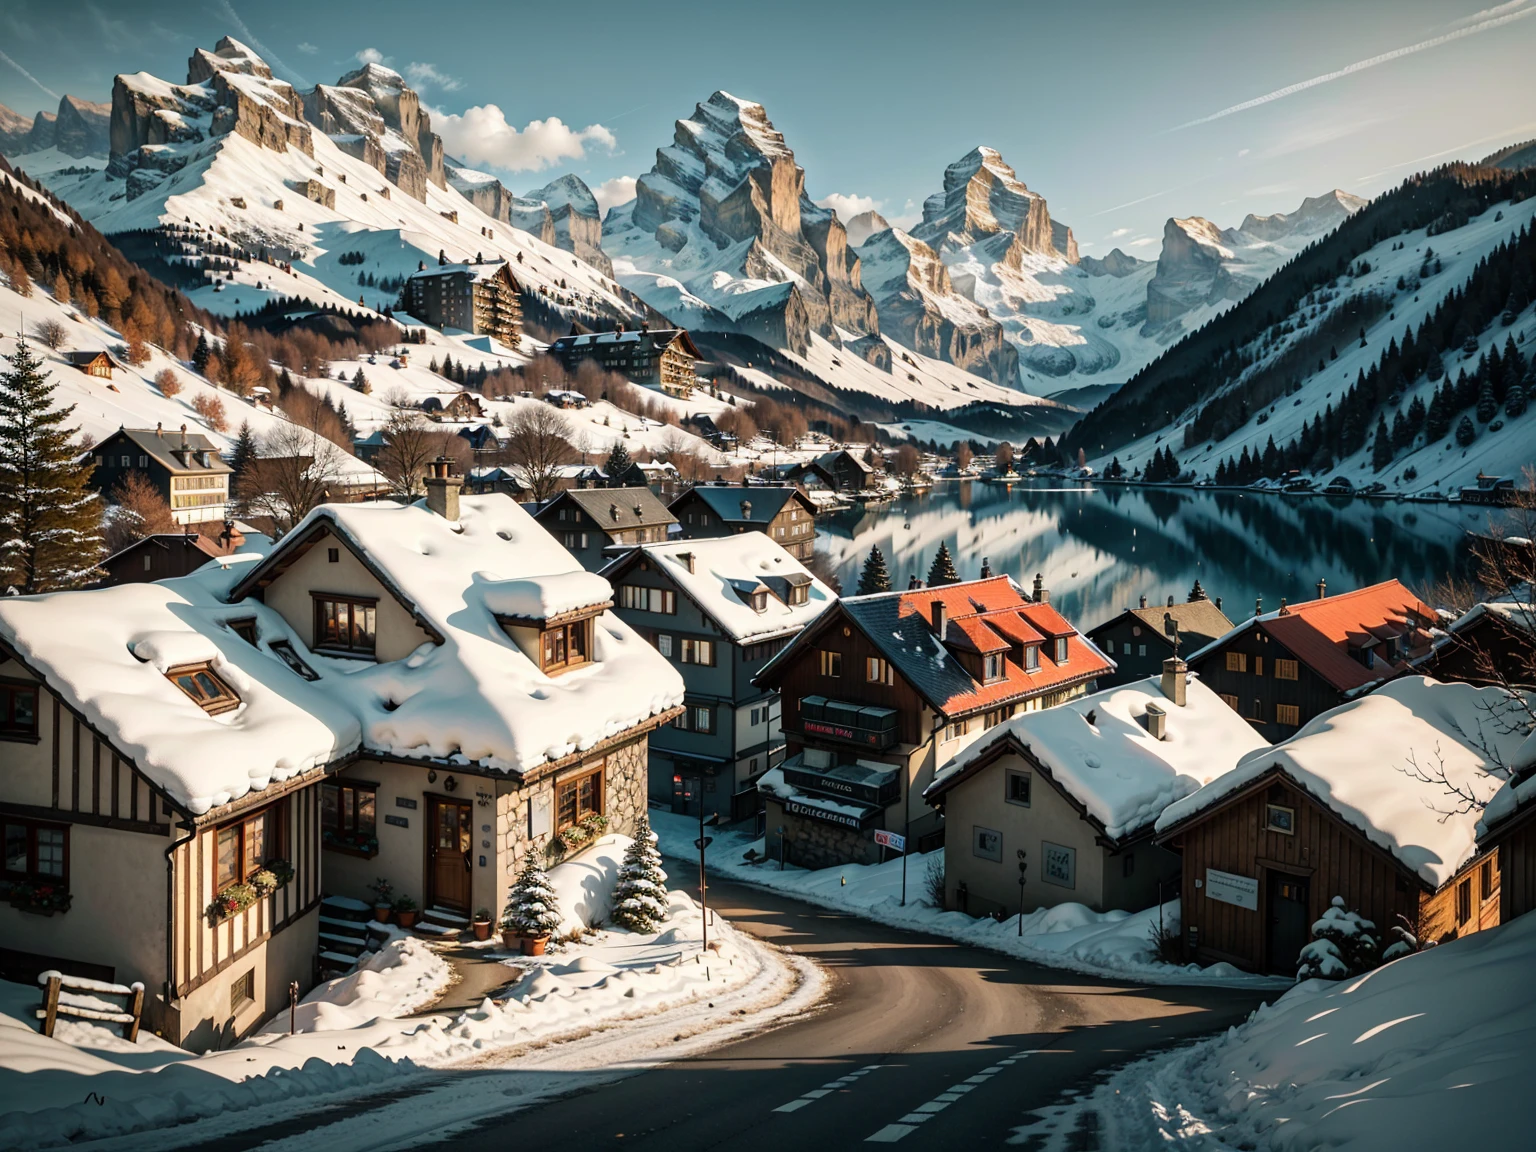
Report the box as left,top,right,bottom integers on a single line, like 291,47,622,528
1477,379,1499,423
927,542,960,587
229,420,257,492
1456,414,1477,446
1371,416,1393,471
0,339,104,592
604,439,632,482
1506,382,1528,418
500,855,562,939
1296,896,1380,980
609,819,670,933
191,331,211,375
856,544,892,595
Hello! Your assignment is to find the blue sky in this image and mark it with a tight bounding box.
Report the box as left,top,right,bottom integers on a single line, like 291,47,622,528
3,0,1535,248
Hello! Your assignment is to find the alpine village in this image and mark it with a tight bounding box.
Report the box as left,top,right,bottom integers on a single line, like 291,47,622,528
0,9,1534,1150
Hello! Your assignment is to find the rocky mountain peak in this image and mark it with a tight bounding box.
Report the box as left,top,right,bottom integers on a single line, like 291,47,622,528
912,145,1075,265
529,173,600,218
1239,190,1367,242
186,36,273,84
844,209,890,248
524,174,611,276
0,94,109,158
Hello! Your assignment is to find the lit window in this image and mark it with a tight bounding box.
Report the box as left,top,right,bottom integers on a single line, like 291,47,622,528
322,780,378,852
866,657,893,685
681,638,715,666
556,768,604,831
1276,659,1299,680
819,649,842,677
312,595,377,657
1226,652,1248,673
541,619,593,674
168,663,240,715
215,803,283,891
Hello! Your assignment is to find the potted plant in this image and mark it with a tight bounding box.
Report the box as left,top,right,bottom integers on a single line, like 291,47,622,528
368,876,394,923
501,856,561,954
393,894,418,929
472,907,493,941
9,882,72,916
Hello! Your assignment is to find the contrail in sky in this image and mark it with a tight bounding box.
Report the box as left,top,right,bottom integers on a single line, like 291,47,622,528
0,47,59,102
216,0,310,88
1170,1,1536,131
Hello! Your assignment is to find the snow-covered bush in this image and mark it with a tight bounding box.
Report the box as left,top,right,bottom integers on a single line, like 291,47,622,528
1297,896,1380,980
502,856,562,939
609,819,670,932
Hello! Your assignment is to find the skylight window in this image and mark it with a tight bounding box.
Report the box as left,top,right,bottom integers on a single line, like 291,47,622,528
168,663,240,715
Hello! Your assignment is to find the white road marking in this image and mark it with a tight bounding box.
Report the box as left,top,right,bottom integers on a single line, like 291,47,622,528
867,1124,918,1142
864,1050,1039,1142
774,1063,882,1115
773,1099,812,1113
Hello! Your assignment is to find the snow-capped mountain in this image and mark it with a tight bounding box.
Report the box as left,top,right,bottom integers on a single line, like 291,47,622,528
603,90,879,356
844,210,889,248
0,94,109,160
23,37,640,331
524,174,612,276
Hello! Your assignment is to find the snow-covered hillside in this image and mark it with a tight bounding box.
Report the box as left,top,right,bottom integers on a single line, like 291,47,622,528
1096,194,1536,494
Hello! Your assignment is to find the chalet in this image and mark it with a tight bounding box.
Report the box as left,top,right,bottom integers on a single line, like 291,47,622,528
601,536,835,822
1415,598,1535,688
1086,584,1233,688
1459,473,1518,506
544,389,590,410
403,259,522,346
1187,579,1436,741
0,467,683,1048
1477,741,1536,923
64,349,123,379
788,449,874,493
548,325,702,397
668,484,818,562
87,425,234,526
98,524,248,588
1155,677,1525,975
454,423,503,457
531,487,678,571
465,465,529,499
753,574,1113,867
419,393,485,421
684,413,736,451
925,659,1266,918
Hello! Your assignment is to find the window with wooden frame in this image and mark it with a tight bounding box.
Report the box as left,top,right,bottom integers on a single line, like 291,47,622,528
230,969,255,1014
228,618,259,646
866,657,894,685
2,818,67,887
321,780,377,852
214,803,285,892
1481,856,1498,902
1276,704,1301,727
0,679,40,741
1275,658,1299,680
680,638,715,666
268,640,320,681
750,589,769,613
167,663,240,715
984,653,1006,683
1053,637,1069,663
620,585,676,614
789,583,810,606
1456,877,1472,924
312,594,377,657
819,649,842,677
671,703,715,733
1226,652,1248,673
555,766,603,831
540,618,593,674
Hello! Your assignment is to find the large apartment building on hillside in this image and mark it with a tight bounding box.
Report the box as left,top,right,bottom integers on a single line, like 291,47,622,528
403,258,522,346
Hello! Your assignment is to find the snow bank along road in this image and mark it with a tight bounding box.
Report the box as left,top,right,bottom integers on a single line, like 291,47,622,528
433,871,1272,1150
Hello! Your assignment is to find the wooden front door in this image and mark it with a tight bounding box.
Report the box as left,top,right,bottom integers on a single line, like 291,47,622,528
1266,872,1311,974
427,797,473,913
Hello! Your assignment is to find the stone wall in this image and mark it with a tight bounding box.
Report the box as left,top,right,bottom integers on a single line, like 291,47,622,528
765,798,880,870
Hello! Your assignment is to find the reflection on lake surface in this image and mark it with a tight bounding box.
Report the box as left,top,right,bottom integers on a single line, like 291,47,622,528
813,480,1503,631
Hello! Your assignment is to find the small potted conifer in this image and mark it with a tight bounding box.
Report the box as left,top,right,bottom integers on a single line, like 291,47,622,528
472,907,493,942
393,894,419,929
501,856,561,955
368,877,393,923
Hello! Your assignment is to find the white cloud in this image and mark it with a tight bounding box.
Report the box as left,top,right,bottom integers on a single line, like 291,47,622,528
1452,0,1531,28
593,176,638,215
355,47,390,66
1108,227,1132,238
1128,236,1158,248
1237,148,1251,157
296,41,318,55
405,61,462,92
432,104,617,174
815,192,882,219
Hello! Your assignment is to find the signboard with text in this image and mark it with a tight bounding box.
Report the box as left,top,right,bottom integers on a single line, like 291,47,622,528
1205,868,1259,910
874,830,906,851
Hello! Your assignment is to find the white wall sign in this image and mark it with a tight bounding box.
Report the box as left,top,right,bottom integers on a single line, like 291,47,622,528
528,794,552,840
1042,841,1076,889
1206,868,1259,910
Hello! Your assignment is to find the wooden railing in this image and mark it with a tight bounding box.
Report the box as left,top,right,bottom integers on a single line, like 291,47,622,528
37,971,145,1042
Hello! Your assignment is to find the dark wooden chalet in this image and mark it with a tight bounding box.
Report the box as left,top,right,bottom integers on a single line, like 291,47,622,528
64,349,123,379
531,487,677,572
547,325,702,396
1415,599,1534,688
1087,583,1233,688
98,526,246,588
668,483,818,561
86,425,233,527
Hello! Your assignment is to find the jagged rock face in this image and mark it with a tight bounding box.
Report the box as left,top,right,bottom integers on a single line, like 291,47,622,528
335,63,446,192
844,210,890,248
1145,217,1249,328
509,198,558,245
527,174,613,276
1239,190,1366,242
446,162,556,241
187,37,273,84
912,147,1076,264
52,97,111,157
847,333,892,371
109,75,212,160
616,90,878,349
1079,248,1144,278
857,228,1019,385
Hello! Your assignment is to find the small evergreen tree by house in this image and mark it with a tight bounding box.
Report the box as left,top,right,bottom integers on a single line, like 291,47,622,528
0,338,104,592
927,542,960,587
857,544,892,595
500,856,562,940
229,420,257,494
609,820,670,933
604,439,632,482
1296,896,1380,980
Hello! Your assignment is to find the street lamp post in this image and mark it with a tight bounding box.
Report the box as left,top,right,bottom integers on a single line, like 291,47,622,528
696,799,719,953
1017,850,1028,936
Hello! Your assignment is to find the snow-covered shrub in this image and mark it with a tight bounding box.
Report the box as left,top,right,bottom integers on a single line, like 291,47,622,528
1297,896,1380,980
609,820,670,933
1381,913,1426,962
502,856,562,939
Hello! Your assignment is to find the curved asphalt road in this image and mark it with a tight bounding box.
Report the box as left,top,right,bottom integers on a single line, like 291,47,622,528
436,869,1273,1150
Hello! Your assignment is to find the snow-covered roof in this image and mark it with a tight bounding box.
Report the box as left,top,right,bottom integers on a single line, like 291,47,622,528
230,495,684,776
602,535,834,644
927,672,1268,841
408,259,514,285
1157,677,1531,888
0,560,360,816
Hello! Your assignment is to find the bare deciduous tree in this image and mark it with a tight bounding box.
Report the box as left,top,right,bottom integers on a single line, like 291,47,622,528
102,471,177,553
238,422,352,536
955,443,973,472
375,408,439,498
505,404,575,503
31,319,68,351
995,442,1016,474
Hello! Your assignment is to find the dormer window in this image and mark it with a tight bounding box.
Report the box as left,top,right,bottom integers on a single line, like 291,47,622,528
751,590,769,613
313,594,377,658
1053,637,1069,663
228,618,259,646
789,584,809,606
168,663,239,715
1024,645,1040,672
541,618,593,674
984,653,1006,683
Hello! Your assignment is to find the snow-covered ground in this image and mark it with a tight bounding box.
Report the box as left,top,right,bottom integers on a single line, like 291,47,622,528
652,812,1285,988
0,835,809,1149
1015,909,1536,1151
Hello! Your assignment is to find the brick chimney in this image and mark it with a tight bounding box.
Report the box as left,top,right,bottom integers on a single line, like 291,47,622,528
931,598,948,638
1160,656,1188,708
1316,578,1327,600
1033,573,1049,604
424,456,462,521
